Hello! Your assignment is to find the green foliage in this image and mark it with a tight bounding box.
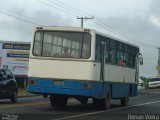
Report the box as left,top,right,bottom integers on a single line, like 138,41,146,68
140,76,150,89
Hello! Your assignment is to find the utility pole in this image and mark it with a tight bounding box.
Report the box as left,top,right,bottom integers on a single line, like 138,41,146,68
157,48,160,77
77,16,94,28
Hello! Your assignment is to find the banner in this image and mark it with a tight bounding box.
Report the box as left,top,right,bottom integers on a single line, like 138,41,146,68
0,41,30,75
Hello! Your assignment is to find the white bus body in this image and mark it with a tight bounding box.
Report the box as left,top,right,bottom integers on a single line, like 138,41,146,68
27,26,142,109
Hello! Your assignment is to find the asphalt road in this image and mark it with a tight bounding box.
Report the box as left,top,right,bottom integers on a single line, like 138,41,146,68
0,89,160,120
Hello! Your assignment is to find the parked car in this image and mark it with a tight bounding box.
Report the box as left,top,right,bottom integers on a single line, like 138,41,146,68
148,78,160,88
0,68,18,102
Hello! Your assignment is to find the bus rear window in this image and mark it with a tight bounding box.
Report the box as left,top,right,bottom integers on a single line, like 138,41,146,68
33,31,91,59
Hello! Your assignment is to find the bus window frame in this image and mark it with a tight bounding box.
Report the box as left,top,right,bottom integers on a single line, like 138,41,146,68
32,30,92,59
95,34,139,69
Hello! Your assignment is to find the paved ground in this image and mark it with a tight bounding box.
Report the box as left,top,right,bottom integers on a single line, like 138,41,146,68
0,88,160,120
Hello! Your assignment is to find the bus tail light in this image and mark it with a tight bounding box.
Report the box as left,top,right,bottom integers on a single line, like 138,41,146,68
28,80,37,85
82,83,92,88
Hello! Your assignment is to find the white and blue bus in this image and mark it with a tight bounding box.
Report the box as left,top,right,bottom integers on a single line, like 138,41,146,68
27,26,143,109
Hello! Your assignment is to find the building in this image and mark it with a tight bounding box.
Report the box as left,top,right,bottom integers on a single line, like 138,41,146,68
157,48,160,77
0,40,30,88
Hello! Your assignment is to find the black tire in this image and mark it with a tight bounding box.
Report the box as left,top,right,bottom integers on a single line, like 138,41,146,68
50,94,68,107
76,97,88,105
120,90,130,106
43,94,48,98
93,88,111,110
80,98,88,105
10,91,18,103
93,98,102,109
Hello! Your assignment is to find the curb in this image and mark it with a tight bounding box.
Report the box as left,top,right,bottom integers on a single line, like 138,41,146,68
17,94,40,98
138,88,160,94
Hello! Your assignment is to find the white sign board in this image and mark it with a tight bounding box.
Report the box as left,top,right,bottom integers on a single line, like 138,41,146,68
0,41,30,75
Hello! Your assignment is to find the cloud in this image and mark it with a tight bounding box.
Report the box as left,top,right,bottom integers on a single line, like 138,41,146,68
99,15,159,77
148,0,160,28
150,16,160,28
0,0,160,77
0,5,75,42
31,9,74,26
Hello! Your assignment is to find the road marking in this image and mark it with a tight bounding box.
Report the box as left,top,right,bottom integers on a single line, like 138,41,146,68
52,100,160,120
0,102,49,109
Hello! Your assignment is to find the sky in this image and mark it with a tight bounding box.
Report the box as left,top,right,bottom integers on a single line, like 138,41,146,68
0,0,160,77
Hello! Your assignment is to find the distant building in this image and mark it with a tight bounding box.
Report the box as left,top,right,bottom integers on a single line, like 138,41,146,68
0,40,31,88
157,48,160,78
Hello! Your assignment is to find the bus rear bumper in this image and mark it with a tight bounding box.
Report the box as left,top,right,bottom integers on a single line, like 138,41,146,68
27,78,137,98
27,85,95,97
27,78,106,98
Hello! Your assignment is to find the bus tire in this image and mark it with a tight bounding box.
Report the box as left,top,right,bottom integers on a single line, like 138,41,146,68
93,88,111,110
104,88,111,109
50,94,68,107
120,90,130,106
76,97,88,105
80,98,88,105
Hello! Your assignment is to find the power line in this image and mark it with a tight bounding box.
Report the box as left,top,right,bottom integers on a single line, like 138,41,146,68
47,0,85,17
41,0,126,40
49,0,159,48
6,9,50,26
37,0,78,17
0,9,42,26
0,1,158,49
44,0,119,33
54,0,97,17
45,0,132,38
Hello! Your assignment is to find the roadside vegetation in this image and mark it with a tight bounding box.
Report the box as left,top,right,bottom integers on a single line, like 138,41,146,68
18,88,35,97
140,77,160,89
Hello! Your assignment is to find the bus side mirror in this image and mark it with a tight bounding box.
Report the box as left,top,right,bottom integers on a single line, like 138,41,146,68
137,53,143,65
139,56,143,65
139,53,143,65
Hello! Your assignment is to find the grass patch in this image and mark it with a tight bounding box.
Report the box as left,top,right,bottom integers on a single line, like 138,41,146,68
18,88,39,97
18,88,29,95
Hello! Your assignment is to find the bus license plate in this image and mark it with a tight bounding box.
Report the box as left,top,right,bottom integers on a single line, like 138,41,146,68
54,81,64,85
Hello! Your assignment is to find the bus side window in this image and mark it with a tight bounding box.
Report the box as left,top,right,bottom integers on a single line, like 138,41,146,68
105,48,109,63
123,52,128,66
104,38,109,63
109,48,116,64
128,46,137,68
95,35,101,62
109,40,116,64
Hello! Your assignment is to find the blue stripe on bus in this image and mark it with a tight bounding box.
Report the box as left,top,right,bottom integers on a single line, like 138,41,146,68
27,77,137,98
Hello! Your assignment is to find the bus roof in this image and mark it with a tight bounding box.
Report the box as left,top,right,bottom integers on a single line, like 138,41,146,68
35,26,139,48
95,30,139,48
36,26,86,32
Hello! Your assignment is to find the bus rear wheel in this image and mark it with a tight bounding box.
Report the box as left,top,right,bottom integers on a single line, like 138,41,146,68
76,97,88,105
93,88,111,110
50,94,68,107
120,90,130,106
